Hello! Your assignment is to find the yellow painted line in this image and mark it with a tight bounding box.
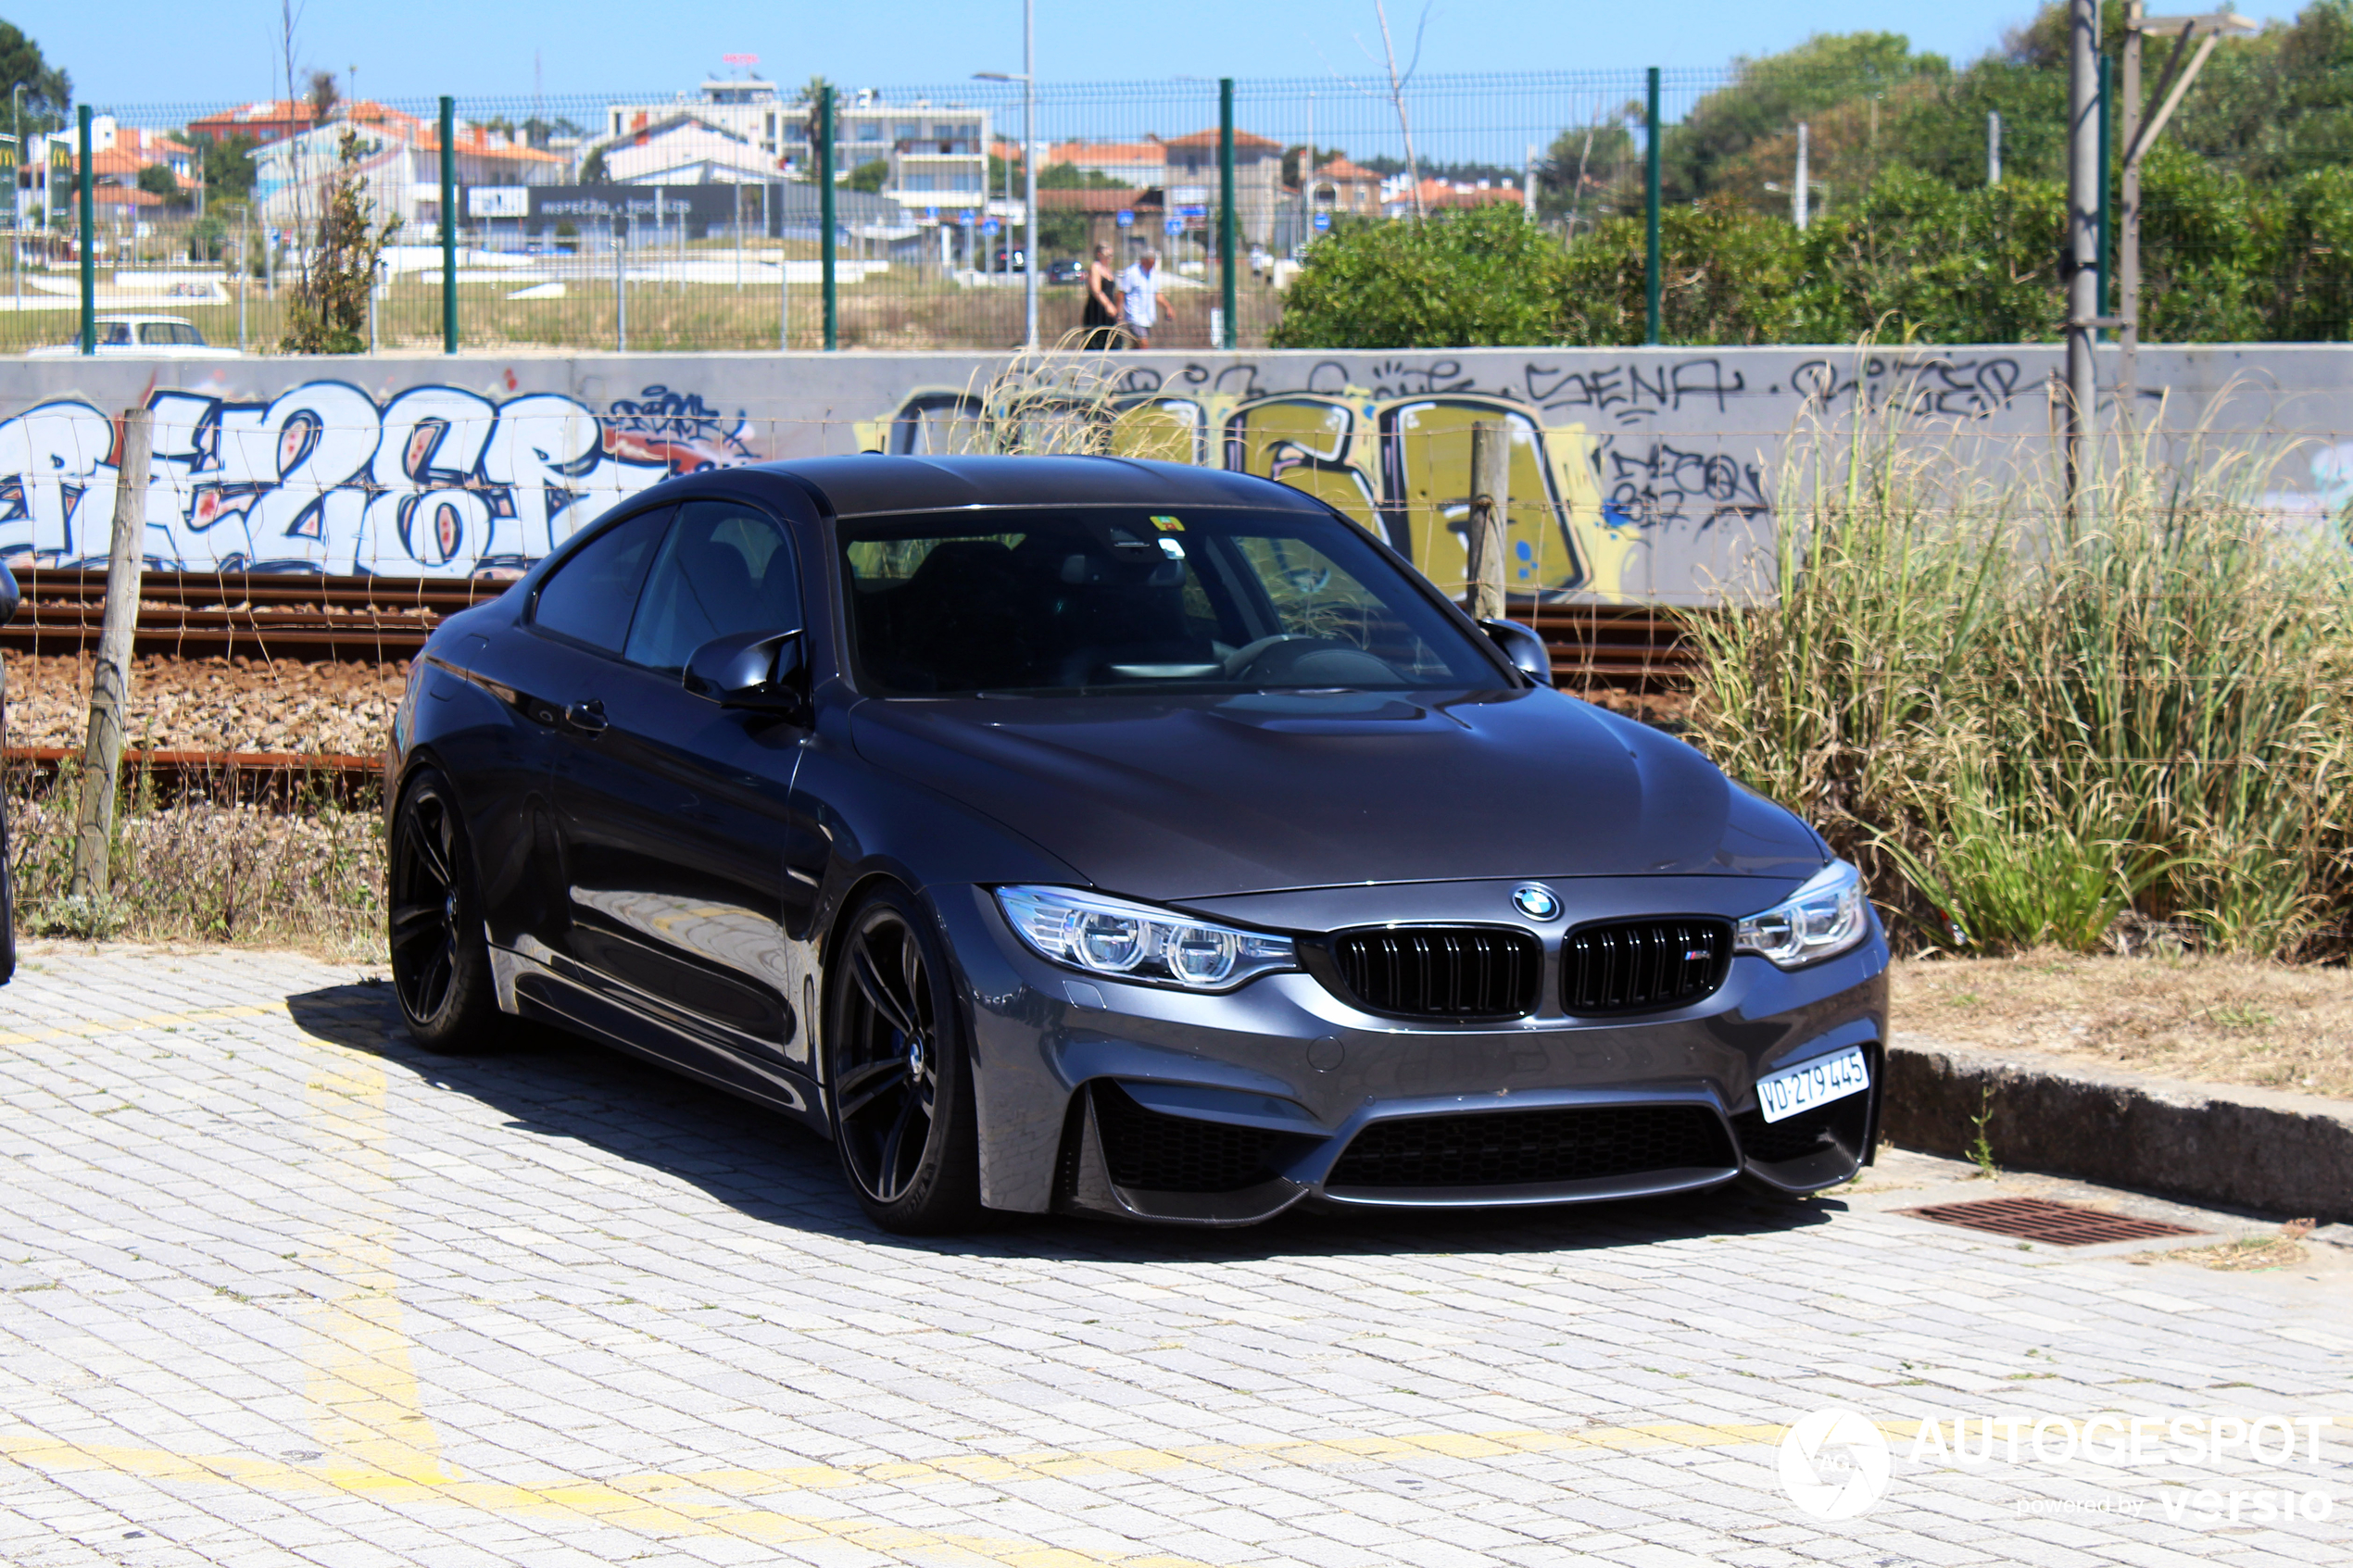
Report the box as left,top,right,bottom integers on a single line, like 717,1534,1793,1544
0,1001,284,1047
302,1053,451,1485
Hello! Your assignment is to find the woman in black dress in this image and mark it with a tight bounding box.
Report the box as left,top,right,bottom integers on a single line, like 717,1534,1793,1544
1081,245,1123,349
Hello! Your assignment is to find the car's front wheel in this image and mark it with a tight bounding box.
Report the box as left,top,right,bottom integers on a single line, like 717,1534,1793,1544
387,768,503,1054
826,885,984,1233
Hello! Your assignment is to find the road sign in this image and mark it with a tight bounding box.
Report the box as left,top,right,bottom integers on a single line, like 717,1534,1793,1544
1176,205,1208,219
957,208,974,225
1164,218,1183,235
1313,211,1330,232
925,207,938,221
1115,209,1133,228
981,218,1000,235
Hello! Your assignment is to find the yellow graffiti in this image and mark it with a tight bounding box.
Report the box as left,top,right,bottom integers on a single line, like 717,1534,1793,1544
861,381,1645,601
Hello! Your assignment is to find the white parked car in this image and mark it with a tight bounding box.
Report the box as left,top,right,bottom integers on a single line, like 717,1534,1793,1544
28,314,240,358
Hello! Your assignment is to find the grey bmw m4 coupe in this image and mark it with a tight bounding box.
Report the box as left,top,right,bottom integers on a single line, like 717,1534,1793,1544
388,454,1888,1232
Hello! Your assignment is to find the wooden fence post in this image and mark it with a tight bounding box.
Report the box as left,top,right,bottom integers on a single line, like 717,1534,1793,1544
68,407,151,899
1466,419,1509,623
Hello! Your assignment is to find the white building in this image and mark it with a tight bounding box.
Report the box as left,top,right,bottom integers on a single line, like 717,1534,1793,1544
604,80,790,164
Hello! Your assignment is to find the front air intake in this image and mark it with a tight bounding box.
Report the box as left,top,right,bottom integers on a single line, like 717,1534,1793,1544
1328,927,1541,1020
1562,919,1731,1015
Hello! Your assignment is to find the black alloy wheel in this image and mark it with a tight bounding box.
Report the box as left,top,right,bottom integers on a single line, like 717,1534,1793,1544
387,769,502,1053
827,887,982,1232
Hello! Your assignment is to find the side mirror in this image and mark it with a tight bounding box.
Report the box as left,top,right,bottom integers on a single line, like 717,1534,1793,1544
0,559,18,629
1478,618,1553,686
684,628,808,719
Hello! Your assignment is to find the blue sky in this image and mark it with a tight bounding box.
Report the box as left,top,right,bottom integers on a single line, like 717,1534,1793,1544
17,1,2317,109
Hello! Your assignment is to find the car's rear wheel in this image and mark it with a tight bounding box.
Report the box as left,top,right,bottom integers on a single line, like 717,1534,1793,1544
388,769,503,1054
827,886,983,1233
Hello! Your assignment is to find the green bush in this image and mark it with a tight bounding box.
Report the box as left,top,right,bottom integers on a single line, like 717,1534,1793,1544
1271,204,1569,349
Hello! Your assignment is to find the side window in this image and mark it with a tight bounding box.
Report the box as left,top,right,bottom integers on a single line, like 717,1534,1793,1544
622,498,801,672
531,507,672,654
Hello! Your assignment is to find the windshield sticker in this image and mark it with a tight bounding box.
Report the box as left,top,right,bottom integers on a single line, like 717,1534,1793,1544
1151,515,1184,532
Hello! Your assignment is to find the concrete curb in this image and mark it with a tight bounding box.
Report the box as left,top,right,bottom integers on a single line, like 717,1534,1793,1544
1882,1034,2353,1223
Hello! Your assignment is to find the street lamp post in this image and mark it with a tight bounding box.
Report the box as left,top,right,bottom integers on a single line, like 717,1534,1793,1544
974,0,1038,352
11,85,24,320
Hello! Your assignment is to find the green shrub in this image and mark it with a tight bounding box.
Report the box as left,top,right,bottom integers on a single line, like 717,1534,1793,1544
1272,205,1569,349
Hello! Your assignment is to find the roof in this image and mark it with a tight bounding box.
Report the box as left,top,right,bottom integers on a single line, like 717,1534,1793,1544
1161,128,1282,152
1315,157,1379,182
752,454,1319,519
1037,188,1162,213
1049,140,1167,165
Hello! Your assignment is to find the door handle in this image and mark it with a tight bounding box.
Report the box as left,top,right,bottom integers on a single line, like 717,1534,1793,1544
564,699,609,735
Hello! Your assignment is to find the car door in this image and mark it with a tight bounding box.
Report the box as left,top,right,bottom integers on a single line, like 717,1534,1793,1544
546,495,812,1069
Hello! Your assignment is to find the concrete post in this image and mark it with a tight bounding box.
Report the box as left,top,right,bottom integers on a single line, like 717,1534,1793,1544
2065,0,2101,506
2120,3,2143,421
69,408,152,900
439,97,458,355
76,106,92,356
1466,420,1509,622
1794,123,1809,232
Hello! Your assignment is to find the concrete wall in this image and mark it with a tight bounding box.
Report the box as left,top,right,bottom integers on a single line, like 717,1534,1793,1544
3,345,2347,599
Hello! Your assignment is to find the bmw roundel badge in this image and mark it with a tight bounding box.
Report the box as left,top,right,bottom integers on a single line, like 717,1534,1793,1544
1511,884,1561,921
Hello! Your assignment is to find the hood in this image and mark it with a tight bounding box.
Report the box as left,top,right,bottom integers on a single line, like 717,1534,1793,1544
849,686,1825,901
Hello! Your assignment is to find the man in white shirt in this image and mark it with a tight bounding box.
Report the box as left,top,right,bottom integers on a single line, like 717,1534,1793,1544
1117,250,1177,348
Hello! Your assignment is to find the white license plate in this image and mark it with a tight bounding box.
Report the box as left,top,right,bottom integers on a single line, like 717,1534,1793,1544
1755,1046,1871,1123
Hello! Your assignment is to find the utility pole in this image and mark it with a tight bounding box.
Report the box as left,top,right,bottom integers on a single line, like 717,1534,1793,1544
2117,6,2256,421
2064,0,2099,504
1988,110,2002,186
819,91,836,351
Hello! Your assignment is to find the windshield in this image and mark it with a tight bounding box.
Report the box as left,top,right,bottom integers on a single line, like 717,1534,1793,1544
838,506,1505,696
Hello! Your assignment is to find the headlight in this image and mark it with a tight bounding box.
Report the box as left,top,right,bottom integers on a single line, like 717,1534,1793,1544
1734,859,1871,969
994,885,1297,991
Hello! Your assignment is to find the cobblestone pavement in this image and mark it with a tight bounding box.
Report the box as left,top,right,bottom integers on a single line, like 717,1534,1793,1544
1,944,2347,1568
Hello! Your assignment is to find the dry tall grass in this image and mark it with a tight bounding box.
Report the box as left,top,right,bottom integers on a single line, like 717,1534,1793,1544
7,769,384,959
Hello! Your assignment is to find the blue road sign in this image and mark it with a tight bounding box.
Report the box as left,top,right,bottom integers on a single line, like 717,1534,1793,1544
1176,205,1208,219
1115,209,1133,228
981,218,1000,235
957,208,974,225
1313,211,1331,231
925,207,938,221
1164,218,1184,235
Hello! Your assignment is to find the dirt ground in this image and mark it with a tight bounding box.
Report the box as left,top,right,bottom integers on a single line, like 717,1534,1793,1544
1894,951,2353,1101
3,653,406,757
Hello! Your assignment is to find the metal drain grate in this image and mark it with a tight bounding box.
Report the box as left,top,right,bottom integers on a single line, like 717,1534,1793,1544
1902,1197,2205,1247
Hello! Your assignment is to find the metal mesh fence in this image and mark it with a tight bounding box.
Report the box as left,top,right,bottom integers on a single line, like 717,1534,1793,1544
0,54,2340,355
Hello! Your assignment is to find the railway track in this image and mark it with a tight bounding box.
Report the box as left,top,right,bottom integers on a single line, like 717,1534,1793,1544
1,570,1698,685
0,569,511,661
1,575,1699,798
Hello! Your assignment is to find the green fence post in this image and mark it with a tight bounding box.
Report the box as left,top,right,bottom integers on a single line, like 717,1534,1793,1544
1219,78,1238,351
1643,68,1661,347
2095,52,2111,343
439,96,458,354
819,93,837,352
76,105,93,357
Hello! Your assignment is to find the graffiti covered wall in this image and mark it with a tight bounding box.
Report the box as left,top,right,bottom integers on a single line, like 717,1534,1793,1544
3,345,2347,598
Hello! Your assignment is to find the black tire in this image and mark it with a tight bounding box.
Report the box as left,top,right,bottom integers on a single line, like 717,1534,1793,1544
826,884,984,1234
387,768,505,1054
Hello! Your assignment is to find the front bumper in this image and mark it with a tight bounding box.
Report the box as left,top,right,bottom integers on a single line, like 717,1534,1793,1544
939,877,1890,1226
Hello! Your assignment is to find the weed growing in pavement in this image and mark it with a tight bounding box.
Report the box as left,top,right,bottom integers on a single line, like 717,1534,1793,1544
1684,345,2353,960
1967,1085,1999,1179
